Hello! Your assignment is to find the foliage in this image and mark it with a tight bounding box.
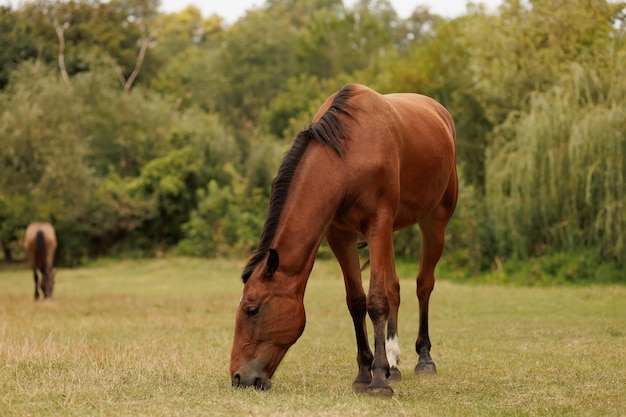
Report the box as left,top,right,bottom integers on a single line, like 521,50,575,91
0,57,239,263
475,250,626,286
257,74,326,138
0,63,94,261
149,6,226,112
486,59,626,264
295,1,396,80
210,7,298,128
1,0,625,281
177,177,265,258
177,138,281,258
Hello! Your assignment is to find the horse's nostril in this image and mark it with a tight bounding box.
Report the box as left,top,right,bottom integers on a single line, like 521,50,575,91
254,377,272,390
231,371,271,390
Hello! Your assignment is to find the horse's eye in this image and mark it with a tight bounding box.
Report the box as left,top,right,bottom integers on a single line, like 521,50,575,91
245,306,260,317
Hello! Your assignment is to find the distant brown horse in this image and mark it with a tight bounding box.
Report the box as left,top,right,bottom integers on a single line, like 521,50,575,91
24,222,57,300
230,84,458,396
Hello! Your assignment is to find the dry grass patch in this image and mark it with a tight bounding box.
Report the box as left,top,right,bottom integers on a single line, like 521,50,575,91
1,257,625,416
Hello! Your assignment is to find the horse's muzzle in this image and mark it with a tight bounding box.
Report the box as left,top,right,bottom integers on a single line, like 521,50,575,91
231,371,272,390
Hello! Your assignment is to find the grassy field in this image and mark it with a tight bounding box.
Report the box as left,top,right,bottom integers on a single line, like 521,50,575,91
1,257,624,417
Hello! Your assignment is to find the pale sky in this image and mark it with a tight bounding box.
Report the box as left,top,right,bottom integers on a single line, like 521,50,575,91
159,0,503,23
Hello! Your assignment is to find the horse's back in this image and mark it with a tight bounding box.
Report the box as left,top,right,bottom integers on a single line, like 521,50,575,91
338,84,457,228
325,84,456,170
385,92,455,143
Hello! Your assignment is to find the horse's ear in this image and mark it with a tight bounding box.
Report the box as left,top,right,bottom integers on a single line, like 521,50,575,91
263,249,279,278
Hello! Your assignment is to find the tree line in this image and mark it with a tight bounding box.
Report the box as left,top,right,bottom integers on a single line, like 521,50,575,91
0,0,624,280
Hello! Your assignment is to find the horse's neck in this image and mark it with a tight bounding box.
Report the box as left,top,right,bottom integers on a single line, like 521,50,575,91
272,151,343,286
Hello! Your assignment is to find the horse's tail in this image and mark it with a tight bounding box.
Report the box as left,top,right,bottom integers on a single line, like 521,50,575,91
35,230,46,269
36,230,45,249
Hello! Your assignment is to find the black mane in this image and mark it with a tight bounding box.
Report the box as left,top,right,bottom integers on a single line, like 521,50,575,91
241,84,360,282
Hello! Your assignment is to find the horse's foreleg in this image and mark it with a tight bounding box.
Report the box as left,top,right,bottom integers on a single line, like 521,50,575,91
364,216,395,397
326,228,373,393
42,271,51,299
386,273,401,381
45,253,56,299
367,302,392,396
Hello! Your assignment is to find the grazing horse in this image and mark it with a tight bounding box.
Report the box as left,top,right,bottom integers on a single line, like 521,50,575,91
230,84,458,397
24,222,57,300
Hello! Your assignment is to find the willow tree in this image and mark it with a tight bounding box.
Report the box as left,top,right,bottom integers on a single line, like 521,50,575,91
486,57,626,263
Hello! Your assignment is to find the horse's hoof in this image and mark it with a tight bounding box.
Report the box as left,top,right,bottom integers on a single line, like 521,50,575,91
352,381,369,393
388,366,402,381
367,386,394,397
414,361,437,375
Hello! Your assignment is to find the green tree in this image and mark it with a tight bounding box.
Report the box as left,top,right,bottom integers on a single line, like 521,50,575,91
0,62,94,260
211,9,297,128
372,13,492,189
0,6,41,89
486,58,626,264
149,6,226,112
178,173,268,258
465,0,623,126
10,0,162,88
295,0,398,79
256,74,326,139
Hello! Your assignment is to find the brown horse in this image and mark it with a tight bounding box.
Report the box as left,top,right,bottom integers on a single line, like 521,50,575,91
24,222,57,300
230,84,458,397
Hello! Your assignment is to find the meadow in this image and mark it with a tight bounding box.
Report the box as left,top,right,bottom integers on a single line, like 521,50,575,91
1,257,624,416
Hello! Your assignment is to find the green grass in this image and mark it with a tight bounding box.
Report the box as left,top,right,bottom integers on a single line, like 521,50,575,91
1,257,625,416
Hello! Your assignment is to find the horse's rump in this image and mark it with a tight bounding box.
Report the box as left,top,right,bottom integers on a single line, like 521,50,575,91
24,222,57,271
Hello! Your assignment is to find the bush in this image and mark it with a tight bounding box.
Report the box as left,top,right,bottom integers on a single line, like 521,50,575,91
177,176,267,258
480,250,625,286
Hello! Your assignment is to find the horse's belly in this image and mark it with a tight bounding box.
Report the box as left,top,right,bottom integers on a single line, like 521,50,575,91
393,165,454,229
393,200,442,230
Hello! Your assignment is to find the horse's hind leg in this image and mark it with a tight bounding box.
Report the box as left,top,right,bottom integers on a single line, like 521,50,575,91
33,268,40,300
414,218,442,374
41,270,51,299
326,228,373,393
414,190,456,374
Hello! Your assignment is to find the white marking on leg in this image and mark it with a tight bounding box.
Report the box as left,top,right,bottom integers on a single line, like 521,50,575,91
386,335,401,368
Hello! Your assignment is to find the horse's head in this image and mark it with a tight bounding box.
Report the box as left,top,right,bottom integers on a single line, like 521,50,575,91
230,249,306,390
